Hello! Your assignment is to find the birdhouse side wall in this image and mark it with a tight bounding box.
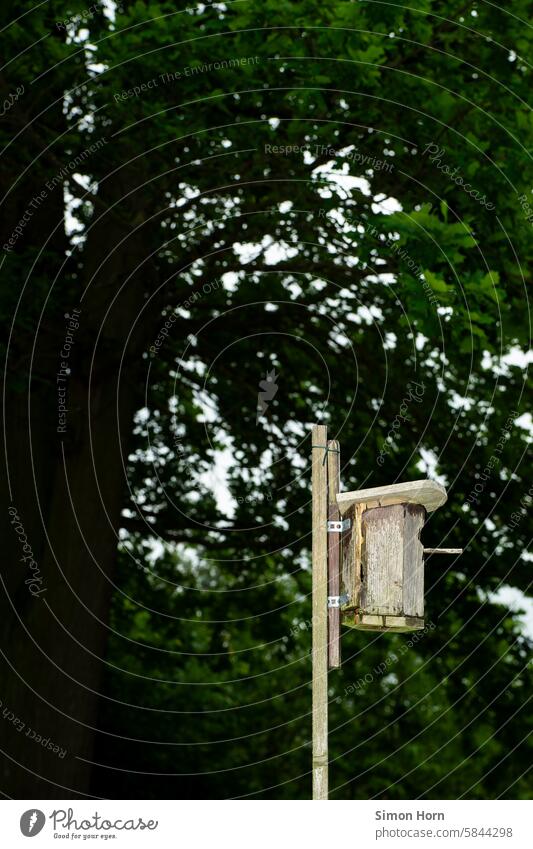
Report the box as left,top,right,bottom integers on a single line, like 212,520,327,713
402,503,425,618
340,504,359,607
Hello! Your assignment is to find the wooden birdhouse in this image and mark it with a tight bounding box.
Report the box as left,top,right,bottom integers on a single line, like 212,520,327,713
336,480,449,632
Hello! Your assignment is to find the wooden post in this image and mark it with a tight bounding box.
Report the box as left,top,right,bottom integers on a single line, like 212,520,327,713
311,423,328,800
327,439,341,669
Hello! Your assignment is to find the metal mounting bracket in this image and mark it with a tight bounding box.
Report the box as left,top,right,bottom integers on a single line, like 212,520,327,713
328,594,350,608
327,518,351,533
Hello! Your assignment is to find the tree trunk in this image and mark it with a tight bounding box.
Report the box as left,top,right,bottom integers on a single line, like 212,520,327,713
1,365,139,797
1,152,159,796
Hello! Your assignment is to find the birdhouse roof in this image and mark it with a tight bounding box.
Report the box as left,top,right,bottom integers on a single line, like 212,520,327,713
336,479,447,515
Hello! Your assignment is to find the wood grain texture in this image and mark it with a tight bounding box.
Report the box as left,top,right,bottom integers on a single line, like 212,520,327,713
337,479,447,514
340,503,364,612
402,504,425,618
311,424,328,800
361,504,404,615
424,548,463,555
341,502,426,632
345,613,424,632
340,503,355,608
354,503,364,611
327,439,341,670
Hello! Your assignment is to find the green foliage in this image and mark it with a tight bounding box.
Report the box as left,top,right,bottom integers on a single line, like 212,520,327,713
2,0,532,799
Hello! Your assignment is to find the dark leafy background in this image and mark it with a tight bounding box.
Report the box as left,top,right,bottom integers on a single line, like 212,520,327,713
0,0,531,799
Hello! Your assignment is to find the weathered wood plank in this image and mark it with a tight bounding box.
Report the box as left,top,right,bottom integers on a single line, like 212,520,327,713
402,503,425,618
342,613,424,632
337,479,447,514
340,502,364,612
311,424,328,801
340,503,355,608
424,548,463,554
353,503,364,611
361,504,404,615
327,439,341,669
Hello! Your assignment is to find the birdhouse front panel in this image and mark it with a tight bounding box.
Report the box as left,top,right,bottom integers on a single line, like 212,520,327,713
341,502,425,632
